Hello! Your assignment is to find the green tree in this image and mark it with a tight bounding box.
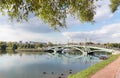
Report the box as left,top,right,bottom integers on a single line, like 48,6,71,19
12,43,18,50
35,43,43,48
109,0,120,12
0,0,119,29
0,42,7,51
7,41,13,47
30,44,35,48
47,42,54,47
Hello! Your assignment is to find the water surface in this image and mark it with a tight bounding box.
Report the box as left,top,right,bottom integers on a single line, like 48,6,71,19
0,52,106,78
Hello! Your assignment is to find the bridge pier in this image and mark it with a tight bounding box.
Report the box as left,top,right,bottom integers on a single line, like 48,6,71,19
83,52,88,55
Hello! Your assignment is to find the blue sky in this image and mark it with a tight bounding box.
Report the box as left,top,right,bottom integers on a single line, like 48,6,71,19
0,0,120,43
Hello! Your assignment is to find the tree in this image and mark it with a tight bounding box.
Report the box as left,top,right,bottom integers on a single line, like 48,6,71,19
12,43,18,50
0,42,7,51
35,43,43,48
47,42,54,47
0,0,119,29
7,41,13,47
109,0,120,12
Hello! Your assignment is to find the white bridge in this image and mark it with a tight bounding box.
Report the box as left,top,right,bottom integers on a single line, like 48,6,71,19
46,45,114,55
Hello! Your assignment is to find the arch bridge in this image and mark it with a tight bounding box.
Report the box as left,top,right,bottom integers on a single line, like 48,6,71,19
45,45,113,55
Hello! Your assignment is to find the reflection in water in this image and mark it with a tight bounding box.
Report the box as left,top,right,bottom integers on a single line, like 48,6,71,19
0,52,109,78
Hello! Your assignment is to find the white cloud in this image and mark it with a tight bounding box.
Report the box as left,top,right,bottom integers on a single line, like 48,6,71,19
62,23,120,43
0,24,47,42
112,33,120,38
14,17,53,33
0,22,67,43
94,0,113,21
0,15,59,42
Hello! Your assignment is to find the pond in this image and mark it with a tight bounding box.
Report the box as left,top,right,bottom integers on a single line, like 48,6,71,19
0,51,110,78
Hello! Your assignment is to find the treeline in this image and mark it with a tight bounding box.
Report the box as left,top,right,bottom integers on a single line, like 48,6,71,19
18,42,56,49
104,43,120,48
0,41,18,51
0,41,56,51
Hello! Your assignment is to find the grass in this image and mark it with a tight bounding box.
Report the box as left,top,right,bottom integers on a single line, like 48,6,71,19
68,54,120,78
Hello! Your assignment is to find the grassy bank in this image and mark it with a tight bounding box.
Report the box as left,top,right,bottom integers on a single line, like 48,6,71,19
68,54,120,78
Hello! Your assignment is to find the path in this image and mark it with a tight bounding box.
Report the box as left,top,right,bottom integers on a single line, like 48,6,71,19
91,56,120,78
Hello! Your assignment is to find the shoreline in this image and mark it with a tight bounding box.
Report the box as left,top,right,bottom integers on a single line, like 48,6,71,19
91,54,120,78
68,53,120,78
15,49,44,52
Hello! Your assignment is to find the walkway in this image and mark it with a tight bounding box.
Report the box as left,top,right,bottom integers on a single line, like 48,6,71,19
91,56,120,78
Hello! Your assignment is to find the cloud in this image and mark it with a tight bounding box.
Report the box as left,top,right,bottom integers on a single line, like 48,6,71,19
13,17,53,33
0,13,53,33
0,14,57,42
94,0,113,21
0,24,46,41
0,23,65,43
62,23,120,43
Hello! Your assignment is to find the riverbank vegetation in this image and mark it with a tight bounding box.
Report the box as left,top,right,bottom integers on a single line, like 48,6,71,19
68,54,120,78
0,41,56,51
104,43,120,49
0,41,120,52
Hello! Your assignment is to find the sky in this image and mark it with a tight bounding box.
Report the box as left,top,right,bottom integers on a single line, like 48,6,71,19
0,0,120,43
